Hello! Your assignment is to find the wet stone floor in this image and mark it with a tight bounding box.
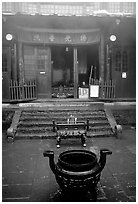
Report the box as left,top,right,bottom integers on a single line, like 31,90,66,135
2,127,136,202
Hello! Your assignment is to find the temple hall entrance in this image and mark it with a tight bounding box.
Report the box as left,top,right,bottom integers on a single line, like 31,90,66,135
51,44,99,98
78,44,99,87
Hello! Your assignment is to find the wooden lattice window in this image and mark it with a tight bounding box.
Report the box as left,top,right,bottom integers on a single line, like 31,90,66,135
122,51,128,72
2,53,8,72
115,50,128,72
37,48,48,70
115,51,121,71
23,45,36,80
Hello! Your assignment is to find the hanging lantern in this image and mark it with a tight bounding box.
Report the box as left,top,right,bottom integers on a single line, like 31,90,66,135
6,33,13,41
110,35,117,42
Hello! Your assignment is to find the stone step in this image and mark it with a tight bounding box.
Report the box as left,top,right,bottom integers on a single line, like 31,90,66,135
21,112,106,116
13,105,114,139
20,113,106,119
21,110,105,115
18,120,109,127
87,130,114,137
15,130,114,139
17,124,111,133
89,125,112,132
17,127,52,133
15,132,56,139
19,101,104,110
20,115,107,122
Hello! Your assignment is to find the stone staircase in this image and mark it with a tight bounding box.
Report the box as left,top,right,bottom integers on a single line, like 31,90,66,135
14,102,114,140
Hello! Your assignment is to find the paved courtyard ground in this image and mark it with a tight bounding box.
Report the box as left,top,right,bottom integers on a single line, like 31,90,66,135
2,125,136,202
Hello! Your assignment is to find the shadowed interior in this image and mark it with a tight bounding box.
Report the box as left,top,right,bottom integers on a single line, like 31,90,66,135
60,152,96,165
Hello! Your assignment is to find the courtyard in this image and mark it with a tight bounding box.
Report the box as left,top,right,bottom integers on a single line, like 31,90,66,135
2,122,136,202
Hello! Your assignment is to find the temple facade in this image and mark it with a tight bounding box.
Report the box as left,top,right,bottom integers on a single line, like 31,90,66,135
2,2,136,101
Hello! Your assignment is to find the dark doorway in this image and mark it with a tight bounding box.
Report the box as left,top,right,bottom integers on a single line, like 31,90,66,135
51,46,73,87
78,44,99,87
51,46,74,98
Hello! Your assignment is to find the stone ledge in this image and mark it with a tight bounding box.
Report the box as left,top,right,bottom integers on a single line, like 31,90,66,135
7,110,22,142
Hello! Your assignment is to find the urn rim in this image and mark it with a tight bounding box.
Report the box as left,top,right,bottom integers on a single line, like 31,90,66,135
58,149,98,172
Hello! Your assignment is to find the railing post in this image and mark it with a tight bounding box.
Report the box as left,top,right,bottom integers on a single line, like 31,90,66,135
86,119,89,131
53,120,56,132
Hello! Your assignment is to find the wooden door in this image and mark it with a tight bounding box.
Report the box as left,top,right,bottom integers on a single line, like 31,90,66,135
36,47,51,98
2,47,11,101
112,46,130,98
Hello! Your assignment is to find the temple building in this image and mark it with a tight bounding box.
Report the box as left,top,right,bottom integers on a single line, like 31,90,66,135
2,2,136,102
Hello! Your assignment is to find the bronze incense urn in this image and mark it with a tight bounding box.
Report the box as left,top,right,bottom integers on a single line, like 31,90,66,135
43,149,112,201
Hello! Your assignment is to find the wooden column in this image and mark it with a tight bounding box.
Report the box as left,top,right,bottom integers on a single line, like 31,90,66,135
73,47,78,98
99,33,105,83
18,42,25,99
49,47,52,98
18,42,24,83
13,43,17,80
106,44,110,82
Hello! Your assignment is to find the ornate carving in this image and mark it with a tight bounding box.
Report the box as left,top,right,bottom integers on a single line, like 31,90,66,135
33,33,40,41
49,34,55,42
65,35,71,43
80,34,87,42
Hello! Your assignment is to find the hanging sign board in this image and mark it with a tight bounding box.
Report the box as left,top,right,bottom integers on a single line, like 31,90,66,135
79,87,89,99
90,85,99,97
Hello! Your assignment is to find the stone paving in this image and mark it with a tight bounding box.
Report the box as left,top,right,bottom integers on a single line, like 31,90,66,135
2,126,136,202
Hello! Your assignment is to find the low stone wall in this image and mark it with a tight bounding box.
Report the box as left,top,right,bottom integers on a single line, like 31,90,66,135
112,109,136,126
2,110,14,131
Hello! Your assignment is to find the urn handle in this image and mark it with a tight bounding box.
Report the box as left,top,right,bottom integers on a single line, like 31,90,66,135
100,149,112,155
99,148,112,172
43,150,56,174
43,150,54,157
